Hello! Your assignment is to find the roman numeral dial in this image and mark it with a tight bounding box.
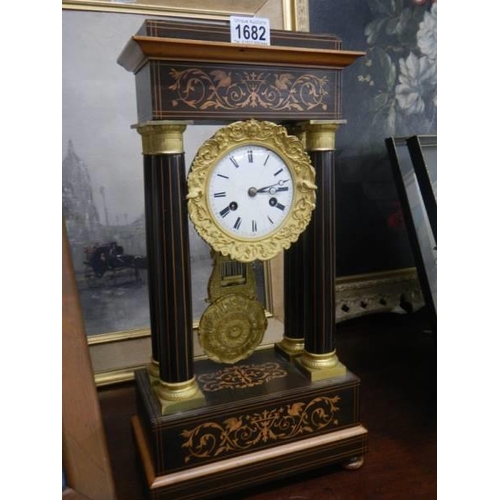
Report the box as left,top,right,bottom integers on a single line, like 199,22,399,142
207,144,294,240
187,120,317,262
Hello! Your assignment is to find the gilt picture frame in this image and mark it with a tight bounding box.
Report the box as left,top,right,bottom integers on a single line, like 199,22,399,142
62,0,310,385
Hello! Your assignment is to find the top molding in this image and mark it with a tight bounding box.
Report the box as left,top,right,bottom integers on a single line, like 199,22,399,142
118,19,365,74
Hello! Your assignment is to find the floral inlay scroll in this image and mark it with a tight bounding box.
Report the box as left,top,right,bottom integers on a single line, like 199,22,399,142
197,362,287,392
181,395,341,463
168,68,329,113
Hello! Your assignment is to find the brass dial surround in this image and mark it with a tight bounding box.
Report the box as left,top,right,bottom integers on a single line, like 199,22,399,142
187,119,316,262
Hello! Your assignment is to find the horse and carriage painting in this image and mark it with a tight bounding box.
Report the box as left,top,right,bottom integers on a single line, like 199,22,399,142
83,241,147,288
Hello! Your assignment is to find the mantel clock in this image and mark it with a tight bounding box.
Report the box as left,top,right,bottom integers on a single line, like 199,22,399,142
118,17,367,500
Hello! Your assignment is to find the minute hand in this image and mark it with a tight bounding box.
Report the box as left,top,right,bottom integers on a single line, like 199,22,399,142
256,179,290,193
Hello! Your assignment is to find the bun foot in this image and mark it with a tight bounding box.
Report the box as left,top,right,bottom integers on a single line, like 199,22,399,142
342,456,364,470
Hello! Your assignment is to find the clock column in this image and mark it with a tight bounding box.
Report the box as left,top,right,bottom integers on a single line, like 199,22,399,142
276,241,306,359
135,121,205,414
275,125,311,360
296,121,346,381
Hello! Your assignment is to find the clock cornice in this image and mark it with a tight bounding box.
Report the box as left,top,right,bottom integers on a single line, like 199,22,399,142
119,35,365,74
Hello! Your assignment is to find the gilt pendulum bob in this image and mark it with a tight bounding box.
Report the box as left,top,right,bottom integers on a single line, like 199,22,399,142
198,252,267,364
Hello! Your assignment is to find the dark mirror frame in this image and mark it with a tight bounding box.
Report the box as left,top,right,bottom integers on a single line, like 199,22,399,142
407,135,437,242
386,136,437,325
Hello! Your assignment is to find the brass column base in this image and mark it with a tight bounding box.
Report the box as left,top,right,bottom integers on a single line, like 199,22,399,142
154,377,206,415
275,336,305,361
147,359,160,385
294,351,347,381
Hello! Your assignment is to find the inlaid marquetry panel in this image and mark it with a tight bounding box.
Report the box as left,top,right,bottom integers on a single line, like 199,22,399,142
136,62,342,122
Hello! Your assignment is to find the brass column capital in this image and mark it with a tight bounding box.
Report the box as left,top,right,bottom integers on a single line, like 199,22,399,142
133,120,192,155
295,120,346,152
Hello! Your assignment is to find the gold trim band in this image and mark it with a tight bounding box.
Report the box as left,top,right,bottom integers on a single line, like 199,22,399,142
63,1,270,20
295,351,347,381
300,350,340,370
87,326,150,346
275,336,305,356
156,377,200,401
133,121,192,155
297,120,346,151
154,377,206,415
147,358,160,384
282,0,310,32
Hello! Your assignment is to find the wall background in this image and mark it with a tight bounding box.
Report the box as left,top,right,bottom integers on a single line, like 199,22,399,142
309,0,437,276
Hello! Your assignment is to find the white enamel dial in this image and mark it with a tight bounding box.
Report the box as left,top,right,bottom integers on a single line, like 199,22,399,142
207,145,294,240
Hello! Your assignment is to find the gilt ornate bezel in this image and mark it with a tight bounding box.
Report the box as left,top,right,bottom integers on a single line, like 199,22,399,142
187,119,316,262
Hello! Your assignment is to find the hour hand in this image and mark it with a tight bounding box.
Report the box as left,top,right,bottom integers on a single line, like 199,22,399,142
256,179,290,193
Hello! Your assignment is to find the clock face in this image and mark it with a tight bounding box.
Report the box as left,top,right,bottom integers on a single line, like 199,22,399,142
208,145,294,240
187,119,316,262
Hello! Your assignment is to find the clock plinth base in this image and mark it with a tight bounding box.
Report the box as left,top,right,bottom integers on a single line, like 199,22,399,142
132,415,367,500
132,348,367,499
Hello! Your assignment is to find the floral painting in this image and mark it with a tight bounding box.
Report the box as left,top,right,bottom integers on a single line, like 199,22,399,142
358,0,437,138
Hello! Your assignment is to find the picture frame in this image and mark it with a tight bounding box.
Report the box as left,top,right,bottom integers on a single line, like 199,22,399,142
62,0,310,31
385,136,437,322
62,1,310,385
407,135,437,241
